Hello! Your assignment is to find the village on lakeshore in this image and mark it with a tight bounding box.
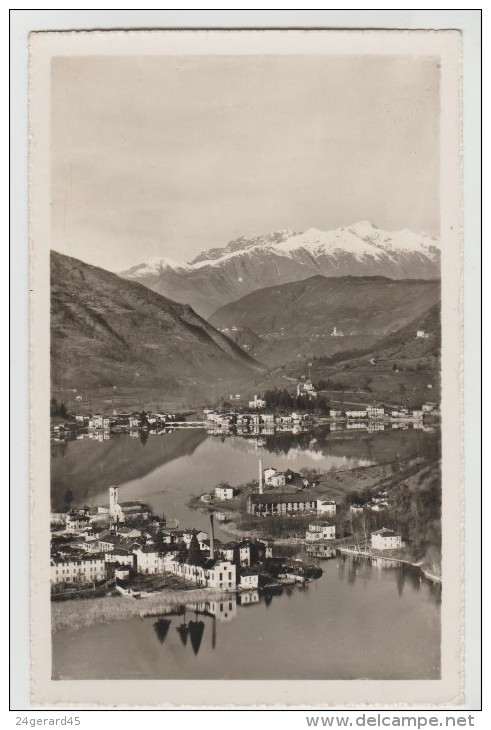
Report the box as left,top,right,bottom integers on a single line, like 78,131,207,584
50,375,440,442
50,480,410,602
50,415,440,604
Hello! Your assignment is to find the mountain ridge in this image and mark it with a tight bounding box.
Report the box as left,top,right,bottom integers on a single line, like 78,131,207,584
208,274,441,366
120,222,441,317
51,251,264,402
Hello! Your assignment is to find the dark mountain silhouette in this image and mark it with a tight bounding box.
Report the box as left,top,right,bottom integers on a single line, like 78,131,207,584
51,250,264,403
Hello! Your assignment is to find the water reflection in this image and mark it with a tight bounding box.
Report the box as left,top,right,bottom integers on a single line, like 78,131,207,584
51,426,439,511
53,555,441,680
144,558,440,655
153,617,171,645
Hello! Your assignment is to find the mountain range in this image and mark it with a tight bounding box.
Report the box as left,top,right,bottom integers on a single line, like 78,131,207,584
120,222,440,318
209,275,440,365
51,251,264,401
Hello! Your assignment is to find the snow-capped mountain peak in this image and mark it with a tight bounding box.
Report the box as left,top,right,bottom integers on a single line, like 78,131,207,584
122,256,190,279
119,222,440,318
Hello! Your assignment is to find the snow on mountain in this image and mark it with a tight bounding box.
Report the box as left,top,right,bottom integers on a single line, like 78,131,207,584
122,256,190,279
190,229,299,267
119,222,440,318
191,223,440,269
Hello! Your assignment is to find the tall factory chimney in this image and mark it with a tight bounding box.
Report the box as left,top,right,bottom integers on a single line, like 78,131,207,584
259,458,263,494
209,513,215,560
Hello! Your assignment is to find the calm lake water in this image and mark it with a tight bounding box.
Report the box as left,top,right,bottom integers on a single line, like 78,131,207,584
51,426,441,679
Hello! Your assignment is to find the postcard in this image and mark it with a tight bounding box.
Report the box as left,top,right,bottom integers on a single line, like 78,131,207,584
29,28,463,707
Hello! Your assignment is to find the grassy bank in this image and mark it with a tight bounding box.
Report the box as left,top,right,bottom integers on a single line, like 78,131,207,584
51,586,235,633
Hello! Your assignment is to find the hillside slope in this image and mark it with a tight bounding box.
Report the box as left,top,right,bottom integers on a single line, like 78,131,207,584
51,251,264,401
209,275,440,365
252,303,441,408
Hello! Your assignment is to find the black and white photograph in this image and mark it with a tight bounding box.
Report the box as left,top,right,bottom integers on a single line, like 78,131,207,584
26,27,467,708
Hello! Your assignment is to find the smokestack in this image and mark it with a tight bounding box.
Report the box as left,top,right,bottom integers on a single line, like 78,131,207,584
259,458,263,494
209,513,215,560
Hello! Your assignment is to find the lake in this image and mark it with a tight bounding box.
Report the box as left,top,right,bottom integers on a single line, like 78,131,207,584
51,426,441,679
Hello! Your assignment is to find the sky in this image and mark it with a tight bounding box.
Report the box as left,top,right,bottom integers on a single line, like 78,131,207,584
51,54,440,272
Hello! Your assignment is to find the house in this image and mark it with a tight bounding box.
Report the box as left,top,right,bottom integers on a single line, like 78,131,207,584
247,492,319,517
350,504,364,515
297,378,317,398
422,402,437,413
371,528,403,550
116,527,142,539
239,570,259,590
89,415,103,429
416,330,430,339
120,501,152,520
200,493,212,503
248,395,266,409
305,523,336,541
345,409,367,419
369,502,389,512
263,467,286,487
105,548,134,566
317,499,336,516
81,540,102,554
50,555,106,584
164,537,236,590
366,406,385,419
182,530,208,547
133,546,161,574
88,415,110,430
129,417,140,428
329,409,343,419
412,410,424,420
214,484,235,501
114,567,130,581
65,514,91,533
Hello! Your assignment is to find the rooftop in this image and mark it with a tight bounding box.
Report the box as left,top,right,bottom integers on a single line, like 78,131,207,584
248,492,317,505
371,528,400,537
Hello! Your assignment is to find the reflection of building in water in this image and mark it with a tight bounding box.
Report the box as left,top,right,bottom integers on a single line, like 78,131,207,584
306,544,337,559
191,597,237,623
371,557,399,569
238,590,260,606
329,422,342,431
153,617,172,645
367,422,385,432
188,616,205,655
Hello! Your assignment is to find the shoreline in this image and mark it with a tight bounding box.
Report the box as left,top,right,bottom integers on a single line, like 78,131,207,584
51,586,237,633
337,546,442,584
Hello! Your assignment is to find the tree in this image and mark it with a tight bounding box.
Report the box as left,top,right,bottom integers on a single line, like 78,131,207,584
59,402,67,418
64,489,74,510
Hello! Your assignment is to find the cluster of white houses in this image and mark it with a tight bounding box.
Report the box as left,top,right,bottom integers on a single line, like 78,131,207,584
204,409,314,435
204,400,439,428
78,411,178,431
51,487,271,592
